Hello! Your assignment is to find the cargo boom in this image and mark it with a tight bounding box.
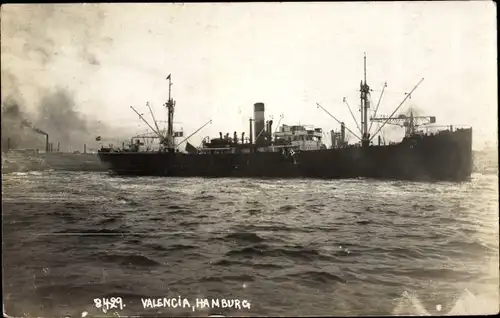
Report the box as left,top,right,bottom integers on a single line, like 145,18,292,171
98,56,472,182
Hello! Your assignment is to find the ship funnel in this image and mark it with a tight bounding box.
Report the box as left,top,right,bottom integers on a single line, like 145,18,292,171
219,132,223,139
233,131,238,144
21,119,50,152
241,132,245,144
254,102,265,145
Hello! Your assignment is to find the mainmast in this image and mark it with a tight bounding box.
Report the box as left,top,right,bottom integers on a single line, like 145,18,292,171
317,53,424,147
360,52,371,147
165,74,175,151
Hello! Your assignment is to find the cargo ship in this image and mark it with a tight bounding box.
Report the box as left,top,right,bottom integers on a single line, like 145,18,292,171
97,56,473,181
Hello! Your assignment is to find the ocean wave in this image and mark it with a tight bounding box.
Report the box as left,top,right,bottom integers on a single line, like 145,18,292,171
2,171,498,316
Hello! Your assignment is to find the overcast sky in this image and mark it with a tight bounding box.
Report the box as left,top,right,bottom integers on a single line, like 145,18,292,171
1,2,497,149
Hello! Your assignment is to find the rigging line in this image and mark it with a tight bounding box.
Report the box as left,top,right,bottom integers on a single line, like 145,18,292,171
255,126,266,141
146,102,163,139
343,97,362,135
176,119,213,148
316,102,361,141
274,114,284,134
368,82,387,133
130,106,163,140
369,78,424,142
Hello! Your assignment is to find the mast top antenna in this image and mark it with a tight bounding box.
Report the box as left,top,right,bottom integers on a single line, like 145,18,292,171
364,52,367,84
166,74,173,102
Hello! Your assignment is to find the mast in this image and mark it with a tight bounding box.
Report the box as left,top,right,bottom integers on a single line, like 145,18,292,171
360,52,370,147
165,74,175,151
360,80,363,140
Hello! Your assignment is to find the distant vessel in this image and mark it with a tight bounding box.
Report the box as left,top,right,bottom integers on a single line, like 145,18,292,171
98,55,473,181
1,118,106,173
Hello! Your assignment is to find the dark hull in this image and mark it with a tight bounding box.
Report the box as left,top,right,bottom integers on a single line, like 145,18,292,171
98,128,473,182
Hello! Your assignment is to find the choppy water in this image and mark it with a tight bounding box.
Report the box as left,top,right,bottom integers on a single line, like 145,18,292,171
2,171,499,317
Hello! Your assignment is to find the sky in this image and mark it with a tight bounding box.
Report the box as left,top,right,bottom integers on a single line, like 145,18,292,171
1,2,497,150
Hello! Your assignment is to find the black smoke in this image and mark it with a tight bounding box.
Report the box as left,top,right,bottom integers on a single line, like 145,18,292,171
1,88,132,152
1,5,130,153
1,98,42,151
34,89,92,152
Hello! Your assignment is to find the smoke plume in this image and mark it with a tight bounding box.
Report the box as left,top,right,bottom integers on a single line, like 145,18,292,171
1,4,129,152
34,89,94,152
1,97,42,151
1,86,131,152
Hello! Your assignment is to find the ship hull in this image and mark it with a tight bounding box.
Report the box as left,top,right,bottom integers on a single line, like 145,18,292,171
98,128,473,182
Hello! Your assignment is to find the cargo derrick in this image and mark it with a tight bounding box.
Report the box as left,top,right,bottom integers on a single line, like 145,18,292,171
316,53,425,149
123,74,210,153
371,112,436,139
97,56,473,181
